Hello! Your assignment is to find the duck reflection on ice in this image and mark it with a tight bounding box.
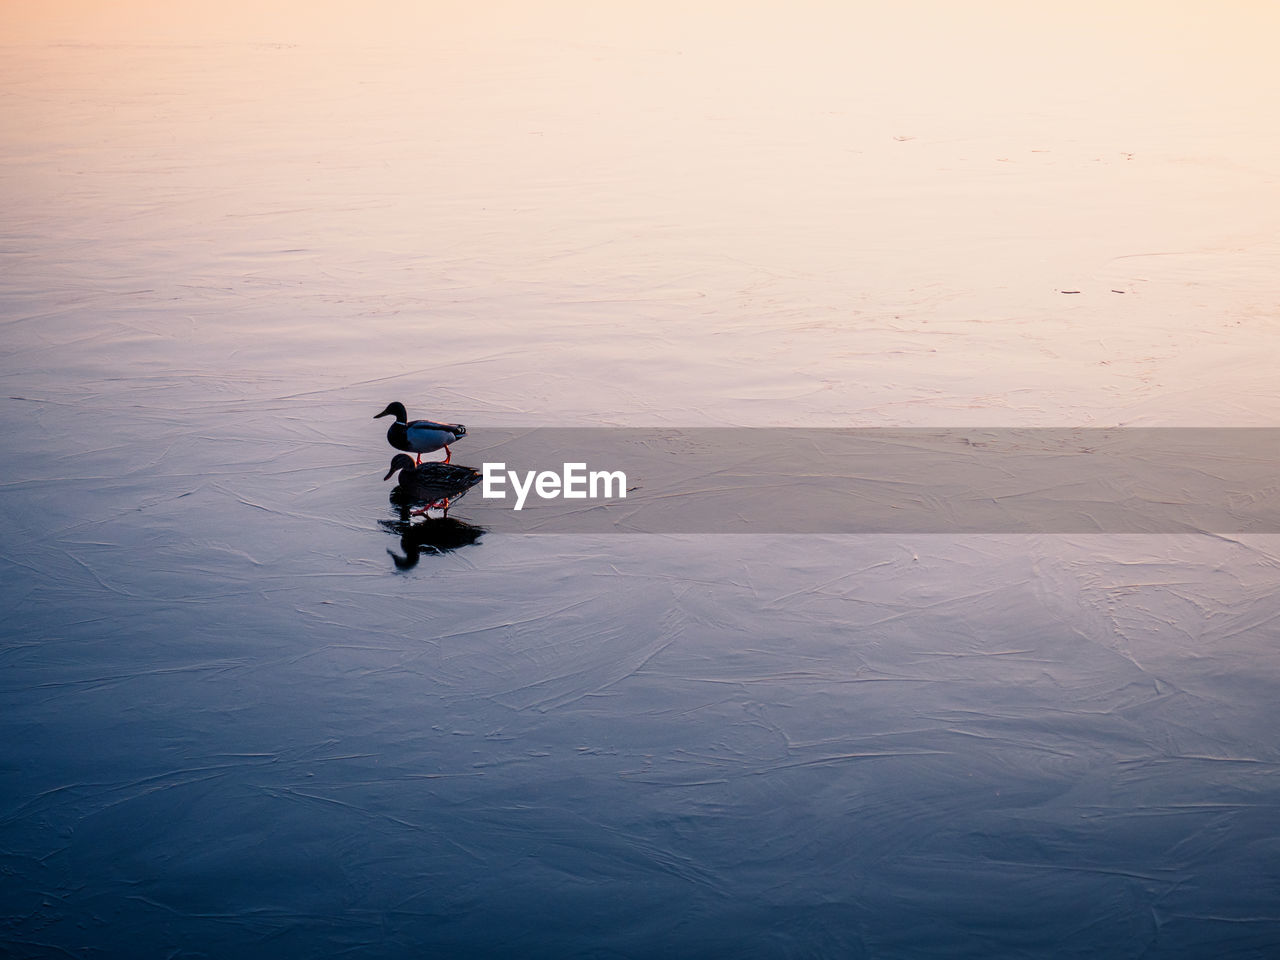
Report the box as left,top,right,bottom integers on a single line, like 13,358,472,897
379,513,484,567
380,454,485,567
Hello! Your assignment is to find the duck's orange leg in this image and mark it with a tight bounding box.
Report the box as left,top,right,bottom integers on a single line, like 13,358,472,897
442,445,452,464
410,497,450,517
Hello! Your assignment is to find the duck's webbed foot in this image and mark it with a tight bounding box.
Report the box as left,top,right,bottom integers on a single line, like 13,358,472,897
410,497,451,518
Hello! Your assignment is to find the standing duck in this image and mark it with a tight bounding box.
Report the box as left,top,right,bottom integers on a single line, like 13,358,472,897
374,401,467,464
383,454,481,515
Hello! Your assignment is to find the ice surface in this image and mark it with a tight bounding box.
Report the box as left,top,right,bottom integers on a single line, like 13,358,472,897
3,2,1280,957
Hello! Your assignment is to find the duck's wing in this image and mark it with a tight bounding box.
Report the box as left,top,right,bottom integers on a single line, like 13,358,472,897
407,419,466,437
414,463,481,488
403,463,482,501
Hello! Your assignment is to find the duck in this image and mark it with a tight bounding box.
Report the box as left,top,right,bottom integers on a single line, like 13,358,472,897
374,401,466,464
383,454,482,515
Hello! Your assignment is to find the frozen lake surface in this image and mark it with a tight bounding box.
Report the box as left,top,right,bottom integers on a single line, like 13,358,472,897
4,3,1280,956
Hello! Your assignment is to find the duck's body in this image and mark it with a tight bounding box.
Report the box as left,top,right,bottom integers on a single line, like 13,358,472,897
375,401,466,463
383,454,481,514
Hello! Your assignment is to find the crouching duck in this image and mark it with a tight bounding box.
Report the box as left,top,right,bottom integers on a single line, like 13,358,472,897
374,401,466,464
383,454,482,515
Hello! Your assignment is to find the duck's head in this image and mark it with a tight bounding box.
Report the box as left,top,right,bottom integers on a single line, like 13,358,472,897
374,401,408,422
384,453,417,481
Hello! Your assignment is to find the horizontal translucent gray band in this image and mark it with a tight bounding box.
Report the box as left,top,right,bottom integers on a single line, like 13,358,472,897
393,428,1280,533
